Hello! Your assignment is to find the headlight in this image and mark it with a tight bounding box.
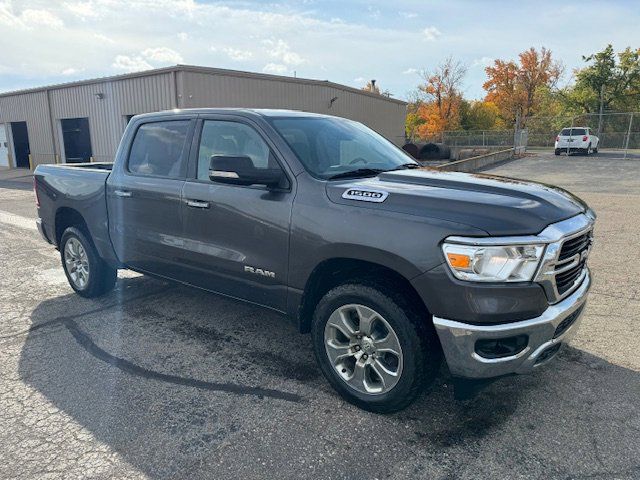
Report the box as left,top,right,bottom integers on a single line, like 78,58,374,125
442,242,545,282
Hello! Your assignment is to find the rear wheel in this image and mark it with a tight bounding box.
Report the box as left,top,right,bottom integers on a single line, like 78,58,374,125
593,145,598,153
311,283,440,413
61,227,117,298
584,143,591,155
554,149,560,156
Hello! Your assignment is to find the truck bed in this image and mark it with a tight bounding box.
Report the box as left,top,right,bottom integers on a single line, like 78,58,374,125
50,162,114,171
34,162,118,266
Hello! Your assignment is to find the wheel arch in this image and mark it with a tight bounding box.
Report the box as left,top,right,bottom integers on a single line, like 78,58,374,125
55,207,89,247
54,206,120,267
296,257,431,334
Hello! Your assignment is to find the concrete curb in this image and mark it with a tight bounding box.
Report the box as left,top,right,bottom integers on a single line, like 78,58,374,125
434,147,522,173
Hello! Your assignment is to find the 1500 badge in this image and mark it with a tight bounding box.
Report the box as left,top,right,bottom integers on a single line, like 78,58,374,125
341,188,389,203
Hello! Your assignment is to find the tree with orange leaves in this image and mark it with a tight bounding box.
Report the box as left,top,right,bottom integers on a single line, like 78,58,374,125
483,47,563,125
413,57,467,139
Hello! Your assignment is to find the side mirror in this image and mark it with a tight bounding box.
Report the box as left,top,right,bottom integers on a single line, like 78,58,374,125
209,155,283,188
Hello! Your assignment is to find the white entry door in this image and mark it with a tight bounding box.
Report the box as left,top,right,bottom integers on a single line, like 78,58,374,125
0,125,9,167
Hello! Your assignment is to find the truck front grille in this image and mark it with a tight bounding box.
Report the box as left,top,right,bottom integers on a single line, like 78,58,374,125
552,229,592,297
558,232,592,261
533,214,594,304
555,260,586,294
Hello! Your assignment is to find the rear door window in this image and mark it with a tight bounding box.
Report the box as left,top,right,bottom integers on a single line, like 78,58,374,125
128,121,190,178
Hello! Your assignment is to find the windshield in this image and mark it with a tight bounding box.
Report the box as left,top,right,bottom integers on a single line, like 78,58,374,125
269,116,416,179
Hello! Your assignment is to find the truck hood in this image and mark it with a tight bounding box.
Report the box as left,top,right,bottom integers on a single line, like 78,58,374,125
326,169,587,236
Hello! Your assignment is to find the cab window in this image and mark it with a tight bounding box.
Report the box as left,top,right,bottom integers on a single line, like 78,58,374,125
128,121,190,178
196,120,275,181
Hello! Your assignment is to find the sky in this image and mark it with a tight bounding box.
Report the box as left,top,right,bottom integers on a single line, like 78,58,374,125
0,0,639,101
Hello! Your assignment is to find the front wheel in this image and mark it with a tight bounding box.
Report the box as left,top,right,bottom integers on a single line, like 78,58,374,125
60,227,117,298
311,283,440,413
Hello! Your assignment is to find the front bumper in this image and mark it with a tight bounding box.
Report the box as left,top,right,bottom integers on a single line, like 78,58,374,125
433,270,591,379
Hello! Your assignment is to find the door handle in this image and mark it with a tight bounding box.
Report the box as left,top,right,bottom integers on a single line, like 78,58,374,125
186,199,210,209
114,189,132,198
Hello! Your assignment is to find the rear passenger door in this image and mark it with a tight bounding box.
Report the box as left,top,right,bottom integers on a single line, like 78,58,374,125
107,117,195,278
180,116,295,312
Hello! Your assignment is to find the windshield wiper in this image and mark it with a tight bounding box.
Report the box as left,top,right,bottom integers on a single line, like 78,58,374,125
390,162,421,170
326,168,385,180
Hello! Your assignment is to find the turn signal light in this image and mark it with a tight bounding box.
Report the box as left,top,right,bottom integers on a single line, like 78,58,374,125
446,252,471,269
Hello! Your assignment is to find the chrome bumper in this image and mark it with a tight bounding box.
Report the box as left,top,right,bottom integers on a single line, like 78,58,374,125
433,270,591,379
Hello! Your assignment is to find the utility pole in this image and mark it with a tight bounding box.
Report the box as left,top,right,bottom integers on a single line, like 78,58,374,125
597,84,605,138
623,113,633,160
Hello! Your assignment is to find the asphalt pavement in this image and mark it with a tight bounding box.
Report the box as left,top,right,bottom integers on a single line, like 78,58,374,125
0,153,639,479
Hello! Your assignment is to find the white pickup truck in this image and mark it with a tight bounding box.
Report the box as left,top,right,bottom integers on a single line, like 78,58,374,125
555,127,599,155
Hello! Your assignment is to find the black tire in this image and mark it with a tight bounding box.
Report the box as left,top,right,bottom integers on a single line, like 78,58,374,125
311,282,441,413
593,145,598,153
60,227,117,298
554,149,560,156
584,144,591,156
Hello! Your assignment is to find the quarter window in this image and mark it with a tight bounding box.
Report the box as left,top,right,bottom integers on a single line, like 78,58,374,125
128,121,190,178
197,121,272,180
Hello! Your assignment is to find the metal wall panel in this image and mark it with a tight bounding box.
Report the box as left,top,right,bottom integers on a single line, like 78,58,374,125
49,73,175,162
0,91,55,167
180,71,407,145
0,66,406,170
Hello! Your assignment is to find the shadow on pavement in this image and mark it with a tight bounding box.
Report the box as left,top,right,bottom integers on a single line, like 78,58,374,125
18,276,640,479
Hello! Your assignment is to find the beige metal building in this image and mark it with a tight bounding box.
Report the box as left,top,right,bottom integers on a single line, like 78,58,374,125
0,65,406,170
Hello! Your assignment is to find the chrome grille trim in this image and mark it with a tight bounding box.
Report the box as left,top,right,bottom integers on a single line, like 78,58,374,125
534,212,595,304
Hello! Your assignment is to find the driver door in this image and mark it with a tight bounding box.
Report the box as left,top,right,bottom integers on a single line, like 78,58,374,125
180,117,294,312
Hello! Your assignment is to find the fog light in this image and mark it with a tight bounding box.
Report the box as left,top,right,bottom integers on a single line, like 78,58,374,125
475,335,528,359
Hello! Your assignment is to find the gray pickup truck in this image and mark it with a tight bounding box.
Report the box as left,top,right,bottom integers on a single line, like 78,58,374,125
34,109,595,412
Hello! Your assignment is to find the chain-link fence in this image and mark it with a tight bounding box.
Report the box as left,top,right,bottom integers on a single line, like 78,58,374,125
414,129,514,147
524,112,638,156
410,111,639,159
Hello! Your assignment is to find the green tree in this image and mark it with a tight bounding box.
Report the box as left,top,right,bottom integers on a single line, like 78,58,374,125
561,45,640,113
460,100,501,130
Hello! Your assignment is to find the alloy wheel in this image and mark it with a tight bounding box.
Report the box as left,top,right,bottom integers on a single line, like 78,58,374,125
64,237,90,289
324,304,403,395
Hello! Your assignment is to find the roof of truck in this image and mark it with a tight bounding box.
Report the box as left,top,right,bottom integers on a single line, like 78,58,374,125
132,108,339,120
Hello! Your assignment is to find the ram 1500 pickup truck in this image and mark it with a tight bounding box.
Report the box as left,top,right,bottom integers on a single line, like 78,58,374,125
34,109,595,412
